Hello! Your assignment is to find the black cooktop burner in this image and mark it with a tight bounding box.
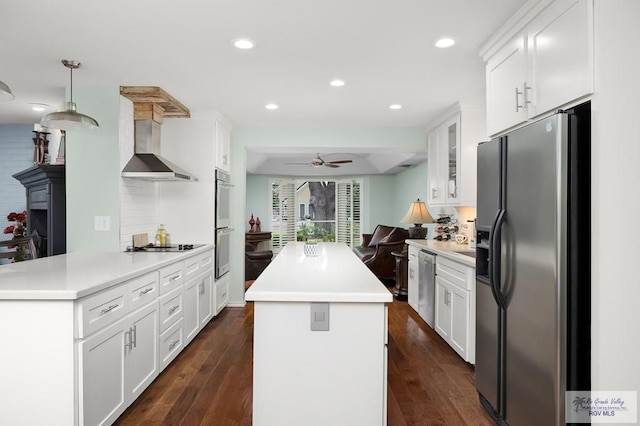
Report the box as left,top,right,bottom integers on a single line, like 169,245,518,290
126,243,206,253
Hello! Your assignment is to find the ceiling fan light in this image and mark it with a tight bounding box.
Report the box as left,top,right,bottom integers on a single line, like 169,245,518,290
0,79,15,101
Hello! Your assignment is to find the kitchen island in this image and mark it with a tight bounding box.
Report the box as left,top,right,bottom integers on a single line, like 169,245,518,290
0,246,214,426
245,242,392,426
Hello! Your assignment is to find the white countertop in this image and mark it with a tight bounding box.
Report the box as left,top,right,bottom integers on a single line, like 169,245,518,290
404,240,476,267
245,242,393,303
0,245,213,300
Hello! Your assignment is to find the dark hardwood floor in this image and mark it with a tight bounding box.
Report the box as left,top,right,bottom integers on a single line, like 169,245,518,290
116,288,494,425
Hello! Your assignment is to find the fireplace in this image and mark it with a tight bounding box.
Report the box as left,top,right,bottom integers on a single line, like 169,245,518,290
13,165,66,257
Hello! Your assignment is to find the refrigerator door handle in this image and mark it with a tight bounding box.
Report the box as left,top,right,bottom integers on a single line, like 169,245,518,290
490,208,507,309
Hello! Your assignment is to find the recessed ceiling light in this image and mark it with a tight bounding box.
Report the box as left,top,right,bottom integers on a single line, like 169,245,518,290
330,79,345,87
232,38,255,49
28,103,49,112
389,104,402,110
435,38,455,48
265,103,279,110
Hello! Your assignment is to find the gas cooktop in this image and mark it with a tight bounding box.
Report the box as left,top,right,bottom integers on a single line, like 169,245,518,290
126,243,206,253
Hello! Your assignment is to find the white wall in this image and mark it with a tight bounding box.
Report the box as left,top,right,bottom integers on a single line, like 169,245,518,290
158,114,218,245
591,0,640,394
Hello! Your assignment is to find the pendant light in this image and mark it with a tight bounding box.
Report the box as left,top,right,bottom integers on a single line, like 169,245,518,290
0,79,15,101
40,60,99,130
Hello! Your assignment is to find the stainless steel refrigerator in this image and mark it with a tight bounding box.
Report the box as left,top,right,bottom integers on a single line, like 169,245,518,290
475,102,591,425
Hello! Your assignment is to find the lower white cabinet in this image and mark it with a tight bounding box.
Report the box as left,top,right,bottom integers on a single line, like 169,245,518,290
214,274,229,315
184,271,214,344
407,246,419,312
159,317,184,370
79,300,159,426
434,256,475,364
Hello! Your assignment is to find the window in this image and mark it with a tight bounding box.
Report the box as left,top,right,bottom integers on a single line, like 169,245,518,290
268,178,363,251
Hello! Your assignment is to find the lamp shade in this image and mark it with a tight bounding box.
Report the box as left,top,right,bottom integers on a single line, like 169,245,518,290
40,60,99,130
401,198,434,225
0,80,15,101
41,101,99,131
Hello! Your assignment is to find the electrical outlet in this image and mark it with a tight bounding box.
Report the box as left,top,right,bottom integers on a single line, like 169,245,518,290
94,216,110,231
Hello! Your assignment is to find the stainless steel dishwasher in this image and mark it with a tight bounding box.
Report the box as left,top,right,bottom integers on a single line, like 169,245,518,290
418,250,436,328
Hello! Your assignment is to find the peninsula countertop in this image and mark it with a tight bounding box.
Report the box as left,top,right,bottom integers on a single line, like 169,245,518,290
245,242,393,303
404,239,476,267
0,245,213,300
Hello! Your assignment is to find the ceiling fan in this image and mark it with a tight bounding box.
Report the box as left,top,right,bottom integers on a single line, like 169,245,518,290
286,153,353,168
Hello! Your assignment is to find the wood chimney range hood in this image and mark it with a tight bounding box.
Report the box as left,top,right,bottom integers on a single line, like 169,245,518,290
120,86,190,123
120,86,197,181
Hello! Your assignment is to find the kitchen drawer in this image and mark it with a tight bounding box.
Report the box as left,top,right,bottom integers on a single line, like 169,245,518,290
184,251,214,282
159,317,184,370
127,271,159,311
159,261,184,295
77,284,128,338
437,256,474,291
198,250,213,270
159,286,183,333
214,277,229,315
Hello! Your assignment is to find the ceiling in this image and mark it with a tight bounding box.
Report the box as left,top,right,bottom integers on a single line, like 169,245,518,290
0,0,527,175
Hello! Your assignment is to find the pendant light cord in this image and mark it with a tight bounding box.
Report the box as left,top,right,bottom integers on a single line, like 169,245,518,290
69,66,73,103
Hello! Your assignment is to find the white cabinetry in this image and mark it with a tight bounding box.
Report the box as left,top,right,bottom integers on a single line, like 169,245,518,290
426,104,485,208
427,113,461,206
407,246,419,312
78,275,160,426
214,274,229,315
484,0,593,135
434,256,476,364
215,120,231,172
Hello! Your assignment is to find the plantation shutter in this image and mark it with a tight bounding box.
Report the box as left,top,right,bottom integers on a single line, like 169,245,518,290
336,179,362,247
270,179,296,251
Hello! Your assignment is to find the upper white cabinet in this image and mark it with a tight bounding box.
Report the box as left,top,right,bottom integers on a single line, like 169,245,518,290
426,104,485,208
215,120,231,172
483,0,593,135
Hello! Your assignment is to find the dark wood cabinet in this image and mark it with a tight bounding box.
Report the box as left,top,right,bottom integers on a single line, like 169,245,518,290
13,165,66,257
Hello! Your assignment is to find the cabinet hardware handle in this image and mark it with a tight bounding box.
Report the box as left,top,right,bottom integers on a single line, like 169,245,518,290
515,87,525,112
523,82,532,107
431,188,438,198
101,304,119,315
124,330,132,351
169,305,180,314
140,288,153,295
131,325,137,349
199,283,205,296
169,274,180,281
221,292,227,298
169,339,180,350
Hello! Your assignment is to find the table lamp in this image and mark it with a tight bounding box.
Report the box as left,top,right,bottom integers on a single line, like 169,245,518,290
401,198,434,239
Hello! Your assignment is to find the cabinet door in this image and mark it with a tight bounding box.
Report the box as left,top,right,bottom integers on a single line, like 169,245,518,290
215,121,231,172
214,275,229,315
486,33,528,135
183,278,199,344
427,128,443,205
434,278,451,340
407,257,419,312
126,302,159,401
448,283,470,360
198,272,213,327
79,317,127,426
443,114,461,205
527,0,593,118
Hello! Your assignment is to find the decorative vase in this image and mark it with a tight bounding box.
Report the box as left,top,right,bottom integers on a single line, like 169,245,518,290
249,214,255,233
255,217,261,233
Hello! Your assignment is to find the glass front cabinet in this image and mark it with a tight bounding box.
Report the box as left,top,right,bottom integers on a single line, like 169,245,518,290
427,112,461,206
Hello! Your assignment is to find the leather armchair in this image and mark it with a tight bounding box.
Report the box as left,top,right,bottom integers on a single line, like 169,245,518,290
352,225,409,282
245,242,273,281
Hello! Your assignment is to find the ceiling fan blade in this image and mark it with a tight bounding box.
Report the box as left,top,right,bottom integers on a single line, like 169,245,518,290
324,163,340,168
326,160,353,164
285,162,313,165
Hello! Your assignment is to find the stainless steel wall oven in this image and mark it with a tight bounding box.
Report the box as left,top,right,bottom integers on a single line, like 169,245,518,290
215,169,233,279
